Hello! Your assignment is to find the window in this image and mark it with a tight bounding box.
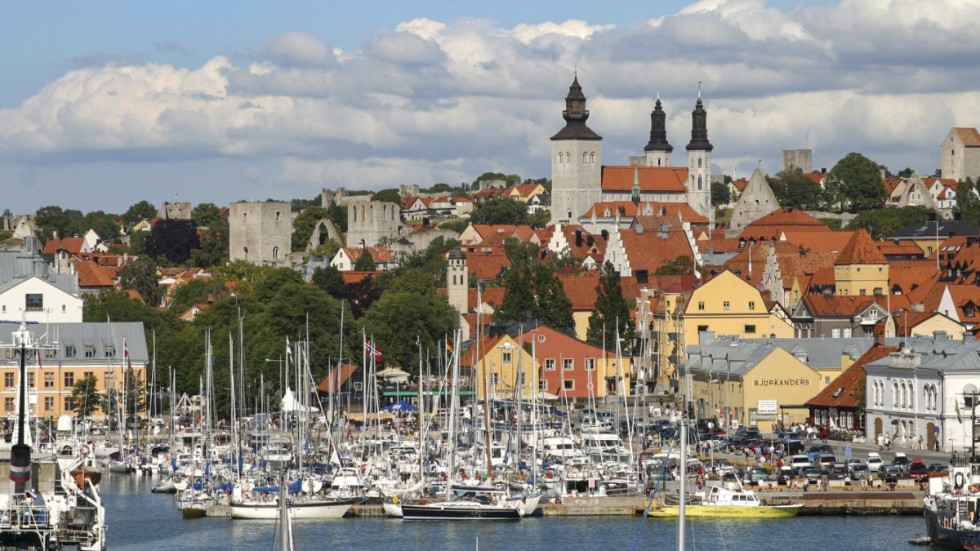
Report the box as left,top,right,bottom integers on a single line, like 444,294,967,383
44,372,54,388
697,325,709,334
723,301,730,310
64,397,72,412
586,358,595,371
563,358,573,371
831,328,841,338
859,289,866,296
44,397,54,413
3,373,13,388
25,293,43,312
44,348,55,359
744,325,756,334
748,301,755,310
64,372,74,388
843,328,852,338
502,352,512,363
545,359,556,371
105,345,115,358
27,373,34,389
84,346,95,358
698,301,705,310
4,398,13,413
563,380,574,390
65,345,75,358
490,373,499,386
84,371,93,380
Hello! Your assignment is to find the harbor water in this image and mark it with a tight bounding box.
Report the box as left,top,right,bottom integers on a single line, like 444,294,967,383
105,473,925,551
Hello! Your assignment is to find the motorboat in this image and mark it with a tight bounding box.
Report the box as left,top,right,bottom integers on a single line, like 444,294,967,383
647,483,803,519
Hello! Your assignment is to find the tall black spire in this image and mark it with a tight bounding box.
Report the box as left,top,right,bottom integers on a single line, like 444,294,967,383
551,74,602,141
686,95,713,152
644,97,673,152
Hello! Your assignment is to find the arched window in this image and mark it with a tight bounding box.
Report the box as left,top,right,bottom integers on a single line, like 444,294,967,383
698,156,703,168
583,152,588,163
243,246,249,259
892,381,899,407
272,246,279,260
697,176,703,190
590,152,595,163
558,152,564,164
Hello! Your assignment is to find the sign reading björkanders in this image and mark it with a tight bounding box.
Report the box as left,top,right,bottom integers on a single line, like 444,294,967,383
754,378,811,387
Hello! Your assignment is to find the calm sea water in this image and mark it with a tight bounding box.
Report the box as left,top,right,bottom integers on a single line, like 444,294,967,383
103,473,925,551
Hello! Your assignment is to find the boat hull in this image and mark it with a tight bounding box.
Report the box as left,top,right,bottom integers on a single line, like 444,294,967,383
925,505,980,550
401,502,523,520
647,503,803,519
230,498,358,520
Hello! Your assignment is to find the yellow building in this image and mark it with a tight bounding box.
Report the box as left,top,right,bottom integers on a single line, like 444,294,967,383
682,270,794,347
647,288,687,393
469,334,540,400
0,321,148,421
685,333,872,431
834,228,889,297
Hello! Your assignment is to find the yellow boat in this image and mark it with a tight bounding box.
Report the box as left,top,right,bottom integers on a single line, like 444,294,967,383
645,484,803,519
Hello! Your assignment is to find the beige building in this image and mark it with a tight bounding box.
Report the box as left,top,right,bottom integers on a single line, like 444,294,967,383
682,270,794,347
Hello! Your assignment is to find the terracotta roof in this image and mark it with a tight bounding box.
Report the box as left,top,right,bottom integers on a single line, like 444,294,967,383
780,230,852,255
619,226,696,276
730,179,748,192
946,285,980,326
341,271,374,285
738,209,830,241
317,363,359,392
807,345,898,408
804,172,829,185
41,237,85,256
558,273,642,311
560,226,607,261
460,246,512,280
835,228,887,265
878,239,925,258
955,127,980,147
71,259,116,288
600,166,688,193
344,246,395,263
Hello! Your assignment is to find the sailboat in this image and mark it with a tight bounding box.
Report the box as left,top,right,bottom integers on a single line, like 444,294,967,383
0,322,107,550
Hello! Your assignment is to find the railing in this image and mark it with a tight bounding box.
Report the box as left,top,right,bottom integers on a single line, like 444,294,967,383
0,497,52,530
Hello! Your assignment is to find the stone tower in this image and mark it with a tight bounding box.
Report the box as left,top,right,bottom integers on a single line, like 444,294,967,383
447,248,470,340
550,75,603,224
345,200,402,248
686,95,713,223
644,97,673,167
228,201,292,266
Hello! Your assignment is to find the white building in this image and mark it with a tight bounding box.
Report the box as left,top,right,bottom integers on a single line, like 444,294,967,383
0,237,83,323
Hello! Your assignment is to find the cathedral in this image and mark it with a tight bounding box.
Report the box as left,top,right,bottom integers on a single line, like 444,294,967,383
550,75,715,227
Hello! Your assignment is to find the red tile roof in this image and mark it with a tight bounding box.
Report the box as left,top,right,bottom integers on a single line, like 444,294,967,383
41,237,85,256
807,345,898,408
835,228,887,265
71,259,116,288
619,226,696,276
600,166,688,193
955,127,980,147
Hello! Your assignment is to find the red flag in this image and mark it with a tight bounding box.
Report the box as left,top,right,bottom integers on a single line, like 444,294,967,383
364,338,382,363
124,337,131,369
446,338,454,355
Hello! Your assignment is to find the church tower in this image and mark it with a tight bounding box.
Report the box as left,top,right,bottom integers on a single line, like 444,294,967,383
447,248,470,340
551,75,603,224
686,93,713,223
644,96,672,167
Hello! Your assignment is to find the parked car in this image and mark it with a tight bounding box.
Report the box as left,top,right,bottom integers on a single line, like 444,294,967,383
881,464,902,485
908,460,929,482
789,454,812,471
928,463,950,474
806,444,835,462
817,454,838,468
804,467,827,484
850,464,871,480
867,452,884,473
776,466,795,486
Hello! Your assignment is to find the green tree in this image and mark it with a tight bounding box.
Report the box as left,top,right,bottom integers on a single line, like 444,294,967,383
495,242,574,331
362,270,459,372
955,178,980,224
371,189,402,204
470,197,529,225
353,248,376,271
326,203,348,233
34,205,73,242
82,210,121,244
846,205,933,240
190,216,228,267
168,277,228,314
192,202,222,227
144,219,200,264
118,257,163,305
711,181,731,206
292,206,329,252
70,375,103,419
123,201,158,226
587,262,635,356
769,170,826,210
826,152,887,212
311,265,346,298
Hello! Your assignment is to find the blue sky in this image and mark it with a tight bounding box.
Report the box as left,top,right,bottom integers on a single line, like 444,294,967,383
1,0,975,215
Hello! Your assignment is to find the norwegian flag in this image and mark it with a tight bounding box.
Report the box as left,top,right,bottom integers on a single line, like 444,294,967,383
364,338,382,363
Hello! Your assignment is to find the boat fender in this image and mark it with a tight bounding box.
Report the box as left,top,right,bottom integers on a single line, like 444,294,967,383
391,496,399,504
955,472,966,490
80,444,91,457
971,484,980,494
